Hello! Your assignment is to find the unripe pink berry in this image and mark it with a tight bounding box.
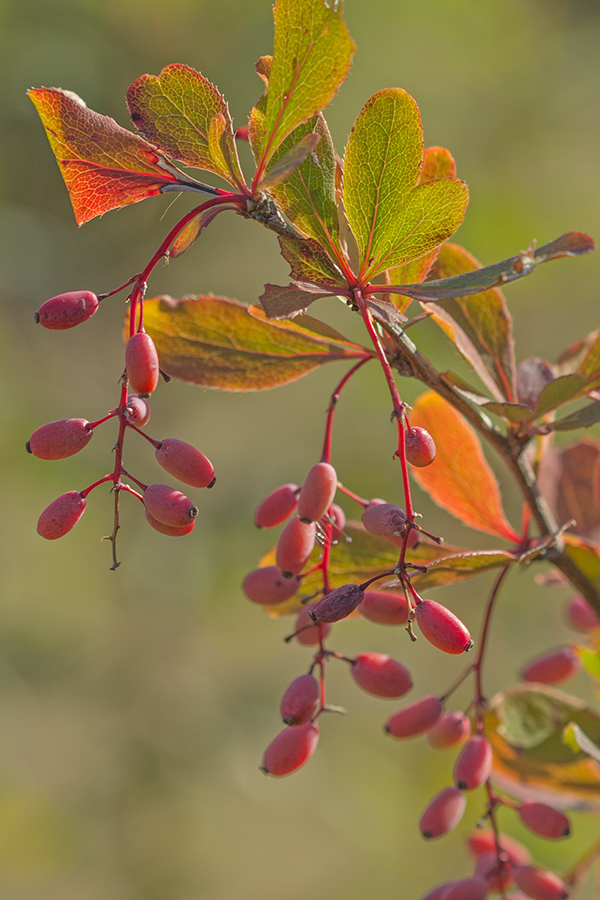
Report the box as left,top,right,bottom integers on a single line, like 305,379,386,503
474,853,514,893
467,830,530,866
125,395,151,427
308,584,364,624
414,599,473,654
426,711,471,749
35,290,99,329
293,606,331,645
521,646,581,685
565,594,600,631
280,674,320,725
242,566,301,605
513,865,568,900
405,426,437,467
144,510,195,536
27,418,92,460
361,502,406,536
444,878,488,900
125,331,160,395
37,491,86,539
328,503,346,542
453,735,492,790
419,786,466,839
385,694,443,738
261,721,319,776
297,462,337,523
143,483,198,528
518,802,571,840
358,589,410,626
351,653,412,698
254,483,299,528
155,438,215,489
276,516,316,577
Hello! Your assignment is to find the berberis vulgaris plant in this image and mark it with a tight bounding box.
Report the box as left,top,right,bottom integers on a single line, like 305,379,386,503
28,0,600,896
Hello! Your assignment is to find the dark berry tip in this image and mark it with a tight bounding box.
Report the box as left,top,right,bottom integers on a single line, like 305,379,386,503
33,311,40,323
207,476,217,489
25,441,32,454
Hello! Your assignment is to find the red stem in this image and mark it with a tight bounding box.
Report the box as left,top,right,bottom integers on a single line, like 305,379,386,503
321,356,372,463
473,565,511,725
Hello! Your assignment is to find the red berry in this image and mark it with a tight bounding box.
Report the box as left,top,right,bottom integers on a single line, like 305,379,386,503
521,646,581,685
419,786,466,839
254,483,299,528
566,594,600,631
293,606,331,645
308,584,364,624
444,878,488,900
474,853,514,893
414,599,473,654
513,866,568,900
27,418,92,460
420,883,458,900
35,290,99,329
125,331,160,395
144,510,195,536
385,695,443,738
426,711,471,749
280,674,320,725
261,721,319,776
405,426,437,467
276,516,316,577
37,491,86,539
328,503,346,542
125,395,151,427
359,589,410,626
467,830,530,866
155,438,215,489
453,735,493,790
297,462,337,523
351,653,412,698
361,502,406,536
518,802,571,840
143,483,198,528
242,567,301,605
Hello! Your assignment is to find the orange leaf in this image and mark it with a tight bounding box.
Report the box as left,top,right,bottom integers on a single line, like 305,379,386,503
410,391,520,541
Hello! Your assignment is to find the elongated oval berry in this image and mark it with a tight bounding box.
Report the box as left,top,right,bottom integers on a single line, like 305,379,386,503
242,567,301,605
280,674,320,726
405,426,437,467
565,594,600,631
361,502,406,536
328,503,346,542
414,599,473,654
297,462,337,523
125,395,151,427
293,606,331,645
467,830,530,866
276,516,316,577
143,483,198,528
37,491,86,539
261,721,319,776
454,735,492,790
521,645,581,685
359,589,409,626
254,483,299,528
385,695,443,738
35,290,99,329
155,438,215,489
144,510,195,536
426,711,471,750
419,786,466,839
444,878,488,900
125,331,160,395
474,853,514,893
308,584,364,624
27,418,92,460
513,865,568,900
518,802,571,840
351,653,412,698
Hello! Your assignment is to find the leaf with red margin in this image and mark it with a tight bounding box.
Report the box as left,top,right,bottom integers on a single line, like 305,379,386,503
410,390,520,542
142,295,369,390
260,282,345,319
29,87,212,225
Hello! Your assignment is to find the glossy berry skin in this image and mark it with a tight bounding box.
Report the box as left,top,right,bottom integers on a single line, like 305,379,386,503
351,653,412,698
125,331,160,395
143,483,198,528
27,418,92,460
35,290,99,329
276,516,316,577
405,426,437,467
521,645,581,685
293,606,331,646
453,735,493,790
358,589,409,626
297,462,337,523
426,711,471,750
444,878,488,900
518,802,571,840
261,721,319,777
385,695,443,738
361,502,406,536
280,674,320,726
254,483,299,528
125,395,151,427
37,491,86,539
513,865,568,900
419,786,466,839
242,567,301,605
308,584,364,624
566,594,600,631
155,438,215,489
414,599,473,654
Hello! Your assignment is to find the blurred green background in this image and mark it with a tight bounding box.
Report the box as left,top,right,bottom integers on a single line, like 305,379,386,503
1,0,600,897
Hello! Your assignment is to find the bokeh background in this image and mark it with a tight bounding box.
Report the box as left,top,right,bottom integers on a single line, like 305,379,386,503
1,0,600,897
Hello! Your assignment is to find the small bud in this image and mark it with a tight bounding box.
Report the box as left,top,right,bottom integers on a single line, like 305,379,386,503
35,290,99,329
308,584,364,624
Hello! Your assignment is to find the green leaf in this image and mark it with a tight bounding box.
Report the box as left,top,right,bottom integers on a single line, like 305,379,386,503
577,330,600,382
577,648,600,682
553,401,600,432
562,722,600,765
564,535,600,595
343,89,468,281
410,550,516,590
143,295,368,390
260,282,345,319
168,205,232,259
534,373,587,416
279,234,347,287
256,0,355,172
259,132,321,191
482,401,535,425
126,64,244,187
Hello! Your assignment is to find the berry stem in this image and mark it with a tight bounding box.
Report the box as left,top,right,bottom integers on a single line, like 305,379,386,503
321,356,372,464
473,565,511,721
